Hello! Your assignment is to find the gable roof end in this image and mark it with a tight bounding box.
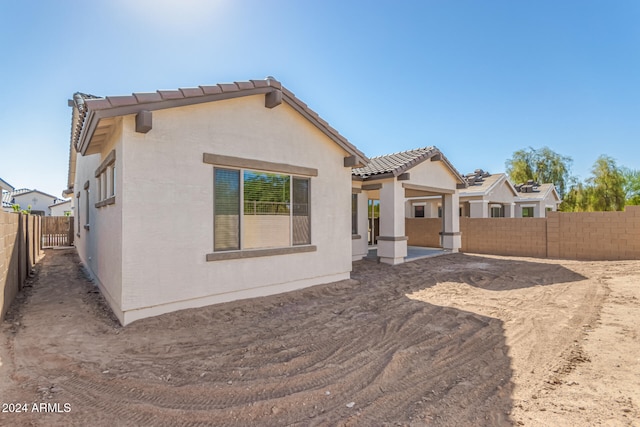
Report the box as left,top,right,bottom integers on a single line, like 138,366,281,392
68,77,368,168
352,146,466,185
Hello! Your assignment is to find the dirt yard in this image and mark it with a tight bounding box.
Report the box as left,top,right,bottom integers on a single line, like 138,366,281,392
0,249,638,426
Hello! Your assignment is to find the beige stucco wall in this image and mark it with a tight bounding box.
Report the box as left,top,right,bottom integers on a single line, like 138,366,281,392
485,180,516,203
49,201,73,217
116,95,353,324
351,183,369,261
406,160,460,191
74,125,124,322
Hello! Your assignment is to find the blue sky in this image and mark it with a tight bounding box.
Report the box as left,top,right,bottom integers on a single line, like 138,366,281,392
1,0,638,198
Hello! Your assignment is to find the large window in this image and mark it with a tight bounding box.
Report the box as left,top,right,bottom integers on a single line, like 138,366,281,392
214,168,310,251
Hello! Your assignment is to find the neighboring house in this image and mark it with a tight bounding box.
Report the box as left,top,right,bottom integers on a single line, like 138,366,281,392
2,188,63,215
0,177,13,193
458,170,520,218
49,199,74,216
352,147,467,264
1,178,15,212
514,181,562,217
2,194,13,212
66,77,368,325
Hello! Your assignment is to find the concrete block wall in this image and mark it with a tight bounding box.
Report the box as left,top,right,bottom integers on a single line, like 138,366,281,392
405,218,442,247
460,218,548,258
0,212,43,321
550,207,640,260
407,206,640,261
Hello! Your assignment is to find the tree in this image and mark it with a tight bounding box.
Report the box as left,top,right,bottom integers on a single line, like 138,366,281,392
587,155,625,211
560,181,593,212
505,146,573,198
622,167,640,206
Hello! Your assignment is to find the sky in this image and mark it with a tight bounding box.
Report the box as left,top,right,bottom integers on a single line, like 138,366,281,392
1,0,638,199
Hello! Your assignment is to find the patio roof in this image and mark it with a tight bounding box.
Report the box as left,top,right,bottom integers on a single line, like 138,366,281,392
352,146,466,186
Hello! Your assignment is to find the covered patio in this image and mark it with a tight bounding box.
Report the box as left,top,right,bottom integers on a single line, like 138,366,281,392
352,146,467,265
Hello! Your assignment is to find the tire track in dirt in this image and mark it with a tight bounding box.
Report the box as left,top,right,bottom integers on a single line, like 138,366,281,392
3,249,612,426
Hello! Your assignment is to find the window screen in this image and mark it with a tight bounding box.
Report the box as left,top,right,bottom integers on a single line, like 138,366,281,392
351,194,358,235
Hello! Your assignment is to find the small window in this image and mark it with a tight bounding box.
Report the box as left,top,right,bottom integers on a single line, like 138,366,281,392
437,206,442,218
95,150,116,207
110,165,116,197
414,205,425,218
522,207,534,217
351,194,358,235
490,206,504,218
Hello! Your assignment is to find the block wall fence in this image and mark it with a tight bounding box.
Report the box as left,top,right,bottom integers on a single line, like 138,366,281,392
406,206,640,261
0,212,43,321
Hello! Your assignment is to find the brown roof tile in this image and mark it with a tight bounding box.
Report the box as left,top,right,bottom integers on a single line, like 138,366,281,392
158,90,184,100
353,147,439,177
218,83,239,92
179,87,205,97
133,92,163,103
106,95,138,107
199,85,223,95
235,81,254,90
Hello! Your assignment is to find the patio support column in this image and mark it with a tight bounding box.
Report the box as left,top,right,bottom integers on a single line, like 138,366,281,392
469,200,489,218
441,192,461,252
504,202,515,218
378,179,407,265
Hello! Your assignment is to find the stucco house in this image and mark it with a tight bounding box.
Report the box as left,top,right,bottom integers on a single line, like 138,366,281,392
49,199,74,216
352,147,467,264
1,178,15,212
458,170,520,217
514,181,561,217
2,188,63,215
65,77,368,325
0,177,13,193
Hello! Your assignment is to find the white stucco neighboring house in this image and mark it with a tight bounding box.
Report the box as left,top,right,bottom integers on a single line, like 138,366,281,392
1,178,15,212
3,188,63,215
65,77,368,325
0,177,13,193
49,199,74,216
458,170,520,218
514,181,562,217
351,147,467,264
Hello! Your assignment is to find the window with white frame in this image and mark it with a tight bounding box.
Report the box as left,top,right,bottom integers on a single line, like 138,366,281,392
95,150,116,208
214,167,311,252
522,206,534,217
490,205,504,218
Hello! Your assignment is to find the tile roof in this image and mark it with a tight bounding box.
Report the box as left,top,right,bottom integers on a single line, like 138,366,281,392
2,191,13,207
352,146,438,177
458,173,505,195
69,77,368,167
0,177,14,192
515,183,560,201
352,146,466,185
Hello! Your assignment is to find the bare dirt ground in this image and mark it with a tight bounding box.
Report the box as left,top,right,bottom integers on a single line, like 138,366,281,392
0,248,638,426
